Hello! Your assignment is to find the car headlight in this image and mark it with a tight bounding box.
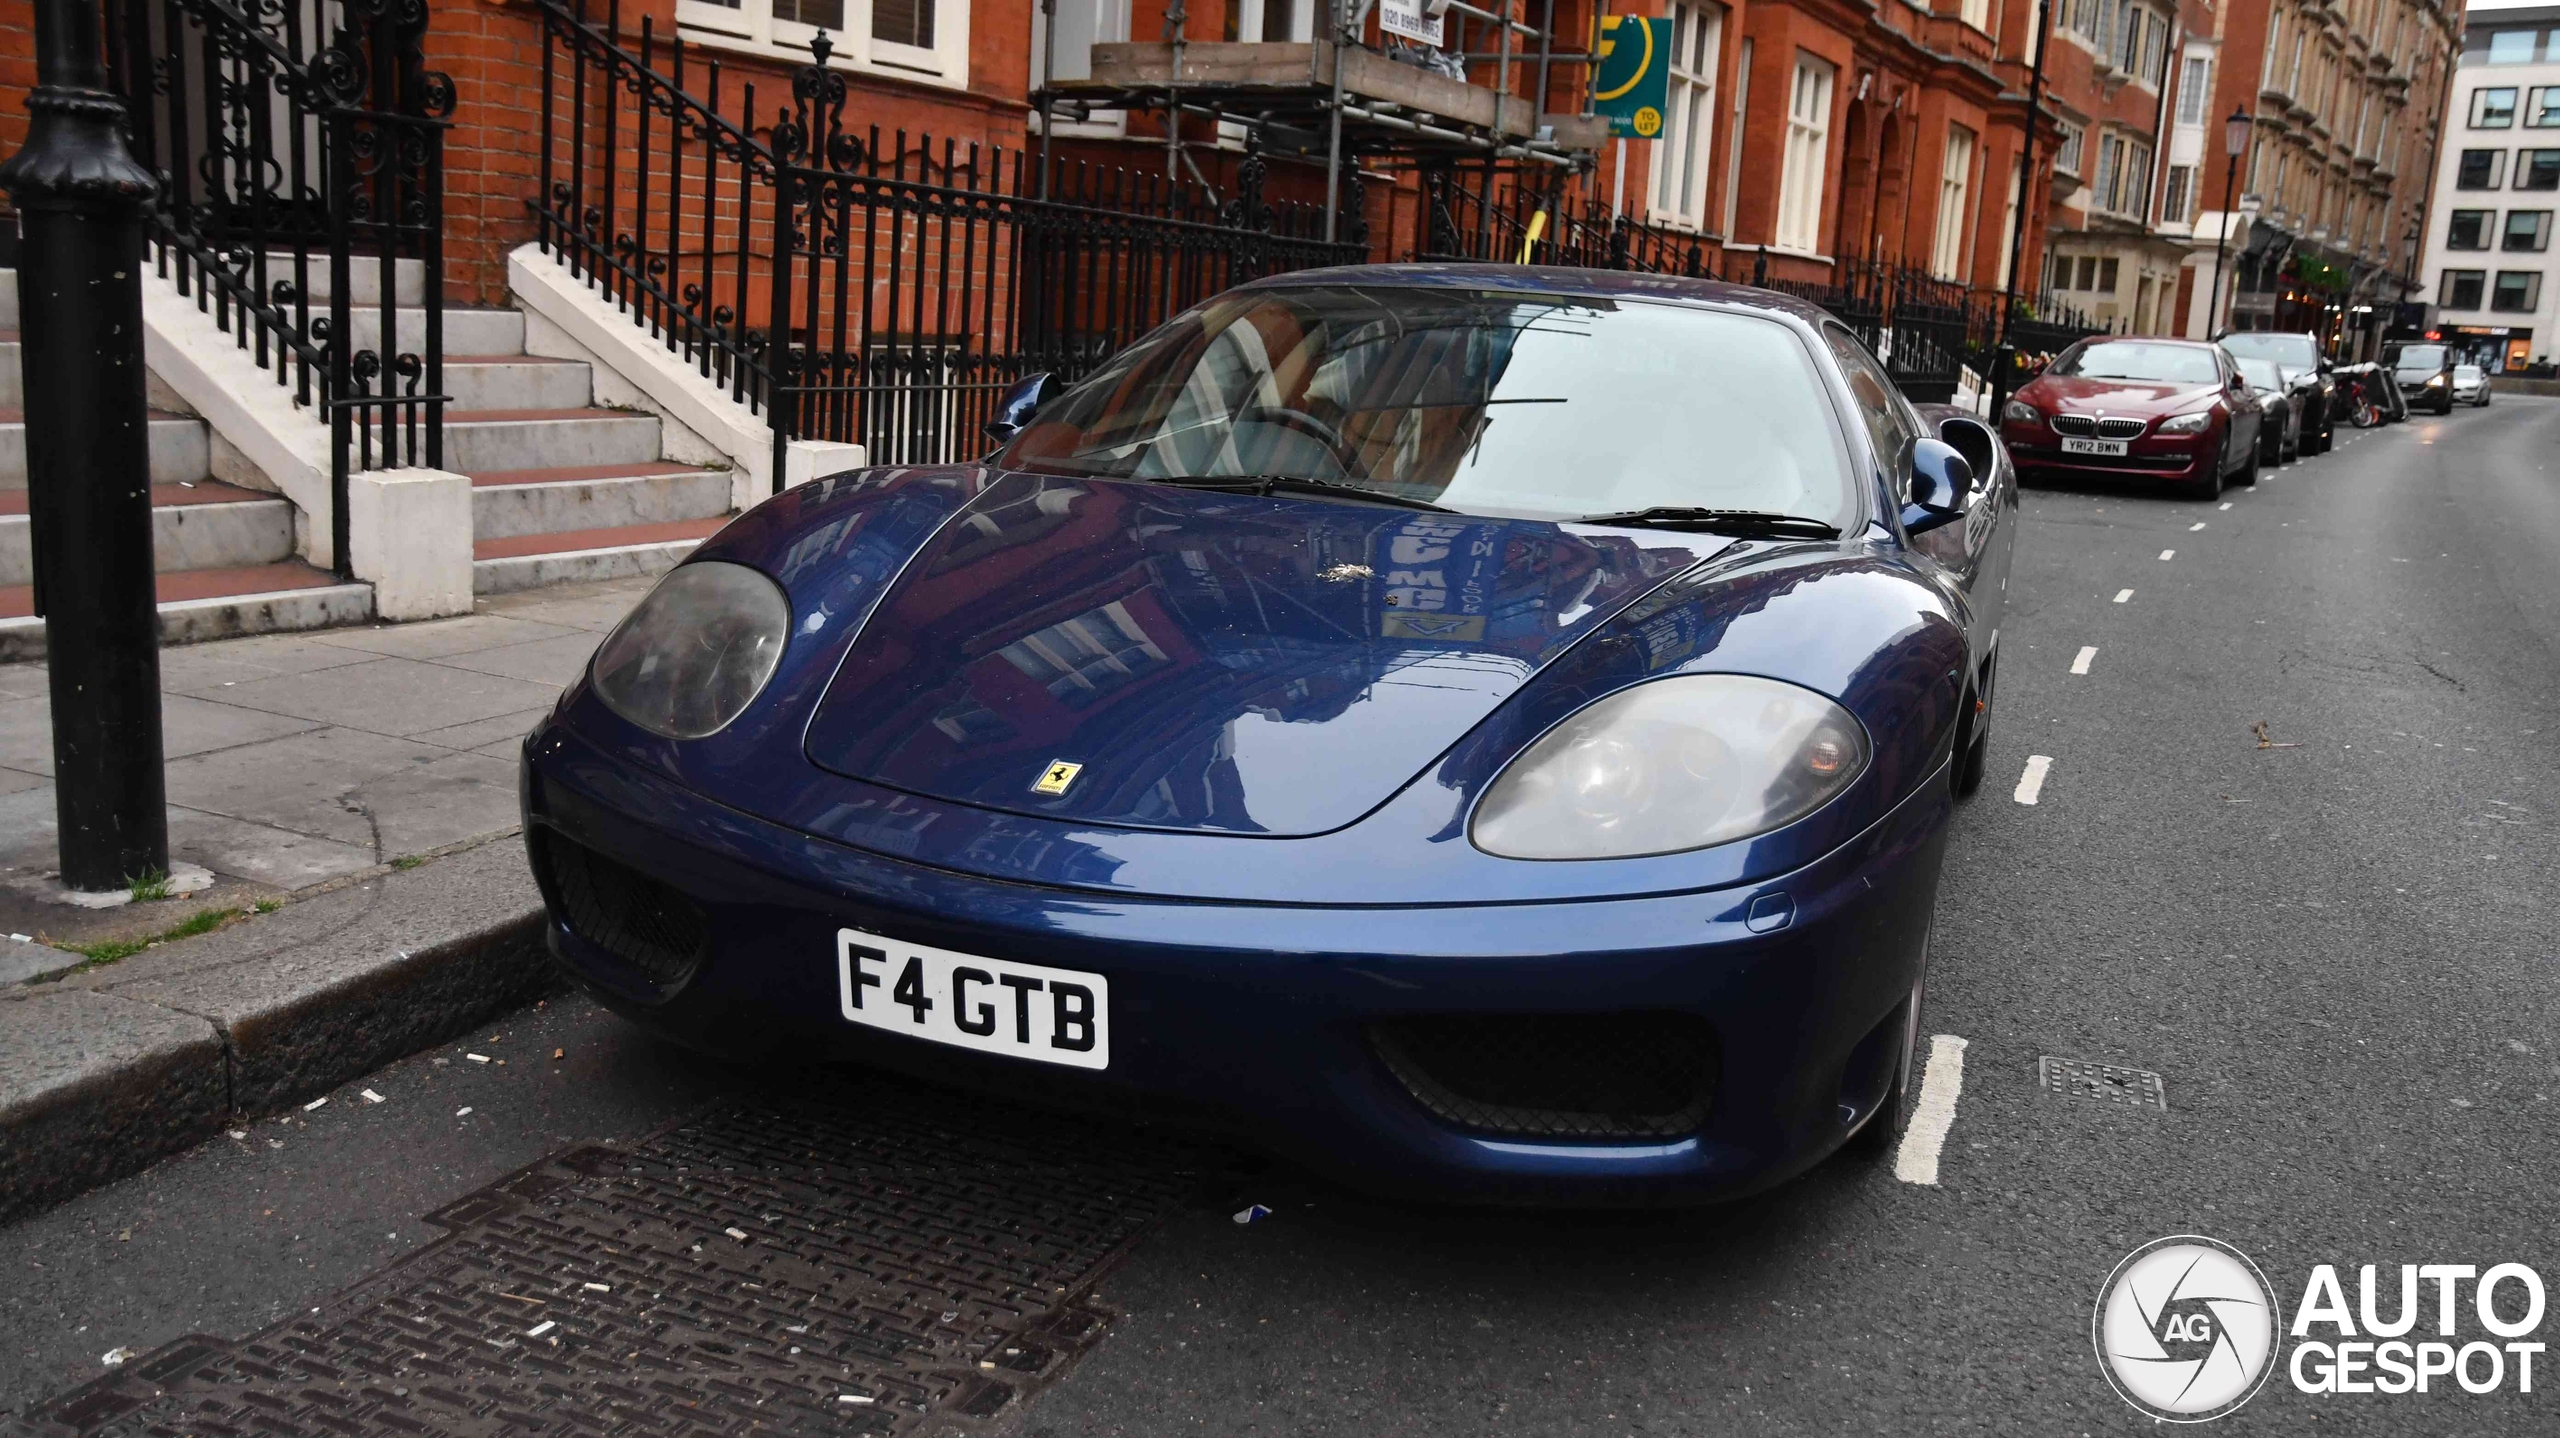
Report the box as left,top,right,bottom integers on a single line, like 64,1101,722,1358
1470,675,1871,860
2155,411,2214,434
2001,400,2043,424
590,561,791,739
2426,374,2449,387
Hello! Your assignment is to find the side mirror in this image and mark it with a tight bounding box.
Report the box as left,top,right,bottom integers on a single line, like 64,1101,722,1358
1903,437,1973,536
983,371,1059,445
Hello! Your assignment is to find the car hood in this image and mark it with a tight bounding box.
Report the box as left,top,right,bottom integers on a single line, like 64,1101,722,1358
799,471,1720,836
2026,374,2219,414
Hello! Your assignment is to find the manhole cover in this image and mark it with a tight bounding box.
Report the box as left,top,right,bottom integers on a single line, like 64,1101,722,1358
2038,1056,2168,1112
18,1075,1229,1437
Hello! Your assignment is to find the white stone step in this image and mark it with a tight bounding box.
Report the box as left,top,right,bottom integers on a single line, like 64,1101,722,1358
0,488,295,587
345,306,523,357
470,463,734,541
262,253,427,306
0,411,211,488
473,517,729,595
445,355,591,411
0,331,17,407
0,269,15,330
0,567,372,663
443,409,661,473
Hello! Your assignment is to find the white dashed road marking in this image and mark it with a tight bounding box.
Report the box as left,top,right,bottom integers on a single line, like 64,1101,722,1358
2014,755,2053,805
2113,588,2134,603
2159,549,2176,561
2218,502,2233,511
1895,1035,1970,1186
2189,522,2207,531
2071,646,2097,675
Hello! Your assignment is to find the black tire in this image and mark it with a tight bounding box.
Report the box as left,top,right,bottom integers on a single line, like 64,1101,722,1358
2182,443,2225,500
1952,650,1996,799
2232,448,2259,487
1847,958,1927,1161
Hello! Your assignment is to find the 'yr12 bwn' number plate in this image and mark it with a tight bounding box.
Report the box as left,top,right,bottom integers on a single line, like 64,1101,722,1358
836,927,1109,1070
2060,436,2130,456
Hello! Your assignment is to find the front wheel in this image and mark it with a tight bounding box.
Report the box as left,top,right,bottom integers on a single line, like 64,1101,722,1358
1846,963,1926,1162
1952,650,1996,799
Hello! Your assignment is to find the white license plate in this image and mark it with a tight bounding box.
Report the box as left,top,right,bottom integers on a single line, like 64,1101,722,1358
2061,436,2130,456
836,927,1109,1070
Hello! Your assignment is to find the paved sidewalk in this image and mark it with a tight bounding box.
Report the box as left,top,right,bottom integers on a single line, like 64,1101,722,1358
0,577,651,950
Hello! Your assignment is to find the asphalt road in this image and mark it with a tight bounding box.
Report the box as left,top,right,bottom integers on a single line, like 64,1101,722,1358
5,398,2559,1434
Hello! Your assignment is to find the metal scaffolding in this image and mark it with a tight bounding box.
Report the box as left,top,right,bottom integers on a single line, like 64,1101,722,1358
1034,0,1607,243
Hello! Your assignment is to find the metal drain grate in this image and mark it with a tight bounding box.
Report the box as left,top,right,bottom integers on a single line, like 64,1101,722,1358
18,1076,1228,1437
2038,1056,2168,1112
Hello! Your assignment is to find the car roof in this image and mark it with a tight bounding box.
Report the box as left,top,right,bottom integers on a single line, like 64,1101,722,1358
1237,262,1842,328
2079,335,2222,350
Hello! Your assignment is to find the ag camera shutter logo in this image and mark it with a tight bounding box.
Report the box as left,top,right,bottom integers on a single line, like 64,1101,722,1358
2093,1236,2281,1422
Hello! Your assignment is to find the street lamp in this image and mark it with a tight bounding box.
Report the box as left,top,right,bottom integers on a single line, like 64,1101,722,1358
2207,106,2252,340
0,0,171,891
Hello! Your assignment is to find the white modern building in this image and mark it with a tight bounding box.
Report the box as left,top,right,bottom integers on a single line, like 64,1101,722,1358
2419,3,2560,373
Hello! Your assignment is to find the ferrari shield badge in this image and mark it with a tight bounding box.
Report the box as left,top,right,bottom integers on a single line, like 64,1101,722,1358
1032,760,1082,796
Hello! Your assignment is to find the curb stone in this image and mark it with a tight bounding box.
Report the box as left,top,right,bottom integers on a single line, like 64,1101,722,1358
0,835,554,1225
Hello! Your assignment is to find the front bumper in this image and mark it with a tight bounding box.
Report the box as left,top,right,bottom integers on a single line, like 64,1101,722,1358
2000,422,2214,480
519,722,1951,1205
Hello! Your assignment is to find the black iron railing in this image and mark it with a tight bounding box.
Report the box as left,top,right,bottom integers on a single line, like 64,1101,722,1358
106,0,450,574
533,1,1365,483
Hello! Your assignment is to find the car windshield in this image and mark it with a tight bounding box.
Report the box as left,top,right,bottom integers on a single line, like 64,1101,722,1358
2217,333,2320,370
2457,364,2486,379
2234,358,2285,390
2050,341,2222,384
997,284,1860,528
2393,344,2449,373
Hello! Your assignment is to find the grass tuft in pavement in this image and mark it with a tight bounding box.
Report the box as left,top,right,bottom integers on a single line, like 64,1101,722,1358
126,869,172,903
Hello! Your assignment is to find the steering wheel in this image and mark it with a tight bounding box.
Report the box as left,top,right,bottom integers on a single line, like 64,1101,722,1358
1243,404,1348,456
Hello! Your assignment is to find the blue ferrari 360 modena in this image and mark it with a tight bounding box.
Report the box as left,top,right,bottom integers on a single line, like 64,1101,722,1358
519,264,2016,1203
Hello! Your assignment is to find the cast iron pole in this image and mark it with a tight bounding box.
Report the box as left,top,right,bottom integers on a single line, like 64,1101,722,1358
0,0,170,891
2207,150,2239,340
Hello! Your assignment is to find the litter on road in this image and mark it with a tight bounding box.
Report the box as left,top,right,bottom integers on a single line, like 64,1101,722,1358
361,1089,384,1103
455,1107,473,1117
1233,1204,1275,1225
2252,721,2302,750
527,1321,556,1338
101,1347,136,1367
466,1053,492,1063
302,1097,327,1112
725,1227,750,1241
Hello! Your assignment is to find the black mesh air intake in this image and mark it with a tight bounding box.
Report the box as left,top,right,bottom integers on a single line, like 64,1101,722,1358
1370,1012,1718,1140
533,830,709,1000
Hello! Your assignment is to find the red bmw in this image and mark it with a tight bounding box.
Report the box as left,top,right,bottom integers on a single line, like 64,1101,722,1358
2000,337,2265,500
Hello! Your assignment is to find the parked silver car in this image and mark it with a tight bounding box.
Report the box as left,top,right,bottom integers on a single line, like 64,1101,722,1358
2453,364,2493,407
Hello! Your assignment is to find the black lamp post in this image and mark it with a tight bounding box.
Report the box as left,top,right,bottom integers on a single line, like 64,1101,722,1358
0,0,170,891
1988,0,2056,417
2206,105,2251,340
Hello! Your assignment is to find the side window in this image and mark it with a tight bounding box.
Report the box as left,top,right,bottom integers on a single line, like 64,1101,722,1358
1820,325,1920,475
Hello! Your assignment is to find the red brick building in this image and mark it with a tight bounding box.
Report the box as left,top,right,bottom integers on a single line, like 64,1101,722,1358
3,0,2097,309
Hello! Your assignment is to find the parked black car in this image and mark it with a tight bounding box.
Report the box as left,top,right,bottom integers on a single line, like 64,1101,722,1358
2232,356,2311,463
2218,331,2337,453
2389,341,2458,415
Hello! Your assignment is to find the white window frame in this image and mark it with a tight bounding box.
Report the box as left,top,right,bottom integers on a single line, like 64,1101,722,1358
2176,54,2209,125
1775,53,1835,255
677,0,971,88
1933,123,1975,279
1031,0,1134,135
2055,121,2084,176
1648,1,1725,230
1960,0,1990,33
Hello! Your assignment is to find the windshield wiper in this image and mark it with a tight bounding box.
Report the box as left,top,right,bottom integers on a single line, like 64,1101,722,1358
1571,506,1842,538
1144,473,1456,513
